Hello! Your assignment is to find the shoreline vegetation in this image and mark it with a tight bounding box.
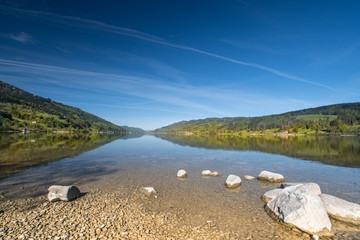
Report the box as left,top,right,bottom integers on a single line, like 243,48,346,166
0,81,127,134
155,103,360,136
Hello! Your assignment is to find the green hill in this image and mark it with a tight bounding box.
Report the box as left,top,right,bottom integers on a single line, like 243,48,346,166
0,81,126,133
156,103,360,135
120,125,146,133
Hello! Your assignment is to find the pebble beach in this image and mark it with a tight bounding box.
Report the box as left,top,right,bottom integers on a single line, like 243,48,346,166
1,183,360,240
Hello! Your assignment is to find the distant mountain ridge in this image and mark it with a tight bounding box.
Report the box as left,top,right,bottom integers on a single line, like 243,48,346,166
120,126,146,133
0,81,126,133
156,103,360,135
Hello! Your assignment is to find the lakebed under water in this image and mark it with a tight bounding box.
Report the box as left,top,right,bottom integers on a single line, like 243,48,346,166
1,133,360,239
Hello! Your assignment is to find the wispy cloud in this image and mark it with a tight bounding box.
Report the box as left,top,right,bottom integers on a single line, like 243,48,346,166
8,31,35,43
0,5,334,90
0,58,321,119
0,58,228,115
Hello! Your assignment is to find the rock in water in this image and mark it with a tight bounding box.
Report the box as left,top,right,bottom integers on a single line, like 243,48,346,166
177,169,187,178
141,187,157,196
320,194,360,225
281,182,321,195
201,170,219,177
202,170,212,176
265,184,331,235
257,170,284,182
243,175,256,180
225,175,241,188
48,185,80,202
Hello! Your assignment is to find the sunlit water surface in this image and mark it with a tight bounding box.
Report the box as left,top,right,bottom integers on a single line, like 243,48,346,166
1,134,360,238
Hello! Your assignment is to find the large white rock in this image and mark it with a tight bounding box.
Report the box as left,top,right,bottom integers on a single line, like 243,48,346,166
225,174,242,188
281,182,321,196
258,170,284,182
320,194,360,225
48,185,80,202
177,169,187,178
262,188,284,203
265,184,331,235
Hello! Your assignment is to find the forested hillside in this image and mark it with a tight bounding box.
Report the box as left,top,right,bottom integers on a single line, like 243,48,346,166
156,103,360,135
120,126,146,133
0,81,126,133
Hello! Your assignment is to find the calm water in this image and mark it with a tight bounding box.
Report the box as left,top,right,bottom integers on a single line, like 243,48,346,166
1,133,360,238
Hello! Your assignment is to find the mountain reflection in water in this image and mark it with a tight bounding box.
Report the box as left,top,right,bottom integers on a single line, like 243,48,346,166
0,133,126,180
156,134,360,168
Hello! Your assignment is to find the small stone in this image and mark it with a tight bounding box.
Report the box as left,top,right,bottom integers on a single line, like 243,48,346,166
141,187,157,196
225,174,241,188
201,170,219,177
177,169,187,178
311,235,319,240
243,175,256,180
201,170,212,176
257,171,284,182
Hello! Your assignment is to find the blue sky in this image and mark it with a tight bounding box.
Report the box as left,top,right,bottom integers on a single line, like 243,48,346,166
0,0,359,130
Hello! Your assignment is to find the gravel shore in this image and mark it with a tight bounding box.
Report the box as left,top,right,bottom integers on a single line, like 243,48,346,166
1,186,360,239
0,186,297,240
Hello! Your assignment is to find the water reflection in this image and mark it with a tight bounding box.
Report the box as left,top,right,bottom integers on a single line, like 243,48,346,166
155,134,360,168
0,133,126,180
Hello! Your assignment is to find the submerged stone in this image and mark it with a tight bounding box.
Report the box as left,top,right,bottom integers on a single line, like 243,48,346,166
141,187,157,196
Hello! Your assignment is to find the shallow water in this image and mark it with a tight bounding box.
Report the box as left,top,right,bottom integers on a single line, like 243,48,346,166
1,133,360,238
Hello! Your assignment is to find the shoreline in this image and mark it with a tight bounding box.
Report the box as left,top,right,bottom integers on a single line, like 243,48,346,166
154,131,360,137
0,188,260,240
1,185,360,240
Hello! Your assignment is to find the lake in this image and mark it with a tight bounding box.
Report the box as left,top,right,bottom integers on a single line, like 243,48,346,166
1,133,360,238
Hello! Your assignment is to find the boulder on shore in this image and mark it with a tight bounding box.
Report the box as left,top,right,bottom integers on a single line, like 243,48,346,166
225,175,241,188
320,194,360,225
262,188,284,203
281,182,321,196
258,170,284,182
48,185,81,202
177,169,187,178
265,184,331,235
